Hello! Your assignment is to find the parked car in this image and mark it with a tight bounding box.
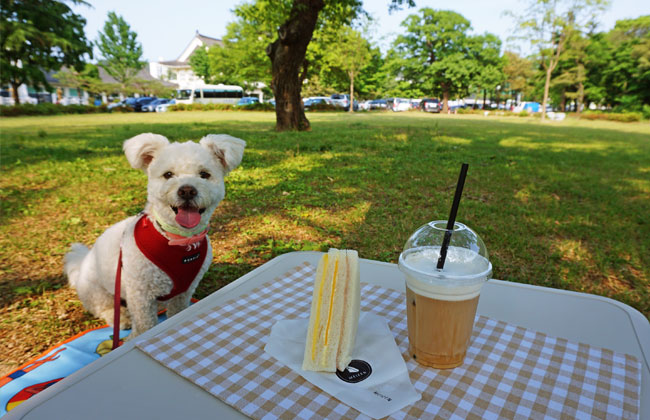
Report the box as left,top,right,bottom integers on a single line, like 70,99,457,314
330,93,349,109
237,96,260,106
107,97,137,110
368,99,388,110
330,93,359,111
420,98,440,113
107,100,121,110
155,99,176,112
359,100,372,111
386,97,411,112
142,98,172,112
133,97,157,112
304,97,334,110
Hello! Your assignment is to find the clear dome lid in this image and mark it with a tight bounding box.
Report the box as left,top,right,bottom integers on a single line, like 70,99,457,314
398,221,492,287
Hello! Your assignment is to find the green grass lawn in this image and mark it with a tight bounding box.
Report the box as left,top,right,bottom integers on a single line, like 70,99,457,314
1,110,649,374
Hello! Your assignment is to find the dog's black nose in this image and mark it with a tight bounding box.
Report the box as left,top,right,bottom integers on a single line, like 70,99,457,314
177,185,197,200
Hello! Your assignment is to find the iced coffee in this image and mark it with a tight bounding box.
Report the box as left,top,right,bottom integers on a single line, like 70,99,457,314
398,222,492,369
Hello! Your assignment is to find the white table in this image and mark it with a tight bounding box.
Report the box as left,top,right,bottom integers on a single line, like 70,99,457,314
7,251,650,419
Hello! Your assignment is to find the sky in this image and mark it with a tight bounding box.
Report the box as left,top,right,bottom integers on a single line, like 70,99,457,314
72,0,650,63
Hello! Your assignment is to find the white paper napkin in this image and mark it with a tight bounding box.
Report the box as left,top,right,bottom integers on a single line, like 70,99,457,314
264,312,421,419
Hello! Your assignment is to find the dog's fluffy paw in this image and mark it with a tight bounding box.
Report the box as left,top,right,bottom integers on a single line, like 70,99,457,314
118,308,132,330
99,307,131,330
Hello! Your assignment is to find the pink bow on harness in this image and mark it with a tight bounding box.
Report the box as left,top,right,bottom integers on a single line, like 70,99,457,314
165,229,209,247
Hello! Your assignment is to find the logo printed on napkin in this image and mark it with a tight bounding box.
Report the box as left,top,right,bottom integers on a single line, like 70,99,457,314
337,359,372,383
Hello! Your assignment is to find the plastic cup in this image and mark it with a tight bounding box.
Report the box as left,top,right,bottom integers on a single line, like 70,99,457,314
398,221,492,369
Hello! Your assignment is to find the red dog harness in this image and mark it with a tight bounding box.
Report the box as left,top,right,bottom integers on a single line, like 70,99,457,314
112,214,208,349
134,215,208,301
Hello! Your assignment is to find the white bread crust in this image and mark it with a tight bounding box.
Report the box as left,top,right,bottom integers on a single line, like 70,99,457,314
336,249,360,371
303,249,360,373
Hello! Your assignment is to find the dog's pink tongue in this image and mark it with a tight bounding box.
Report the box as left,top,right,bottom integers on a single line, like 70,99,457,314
175,207,201,229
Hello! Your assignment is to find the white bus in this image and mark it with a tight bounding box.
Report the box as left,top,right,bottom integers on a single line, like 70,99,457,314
175,84,244,105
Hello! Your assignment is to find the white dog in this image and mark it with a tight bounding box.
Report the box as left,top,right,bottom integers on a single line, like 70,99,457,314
64,133,245,338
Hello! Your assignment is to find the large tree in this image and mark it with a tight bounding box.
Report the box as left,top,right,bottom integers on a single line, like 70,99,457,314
601,16,650,110
582,31,611,107
265,0,413,131
96,11,146,92
469,33,504,108
266,0,358,130
390,9,486,112
503,51,536,104
0,0,93,104
323,26,372,112
552,29,589,112
509,0,609,120
203,0,412,130
189,47,213,84
204,2,278,89
353,45,388,99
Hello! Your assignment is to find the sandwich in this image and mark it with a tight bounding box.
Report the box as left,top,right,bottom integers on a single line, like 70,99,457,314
302,248,360,372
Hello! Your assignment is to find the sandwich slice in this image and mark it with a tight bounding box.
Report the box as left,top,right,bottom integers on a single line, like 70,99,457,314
302,248,360,372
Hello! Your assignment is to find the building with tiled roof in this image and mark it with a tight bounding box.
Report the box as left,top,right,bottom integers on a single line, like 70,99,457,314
149,31,223,87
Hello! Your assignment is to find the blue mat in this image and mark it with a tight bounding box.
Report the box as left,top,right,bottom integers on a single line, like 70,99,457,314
0,313,168,417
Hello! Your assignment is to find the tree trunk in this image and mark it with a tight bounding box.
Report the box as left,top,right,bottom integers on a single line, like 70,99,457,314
541,32,566,121
482,89,486,109
577,81,584,115
541,65,553,121
349,72,354,113
266,0,324,131
442,84,449,113
10,81,21,105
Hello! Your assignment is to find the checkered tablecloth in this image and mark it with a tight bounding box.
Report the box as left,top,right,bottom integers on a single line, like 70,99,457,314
136,262,641,419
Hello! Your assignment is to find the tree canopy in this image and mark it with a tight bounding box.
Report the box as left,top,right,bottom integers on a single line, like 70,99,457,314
201,0,415,130
0,0,93,104
200,2,278,89
390,8,501,112
322,26,372,111
601,15,650,109
509,0,610,119
503,51,535,101
96,11,146,89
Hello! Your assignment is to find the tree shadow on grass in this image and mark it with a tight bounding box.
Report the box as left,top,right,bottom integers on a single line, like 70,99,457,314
1,115,648,318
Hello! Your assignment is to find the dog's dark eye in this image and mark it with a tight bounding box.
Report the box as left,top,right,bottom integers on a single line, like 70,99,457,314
163,171,173,179
199,171,211,179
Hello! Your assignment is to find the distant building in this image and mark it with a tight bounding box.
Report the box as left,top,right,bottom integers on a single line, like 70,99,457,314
1,71,86,106
149,31,222,87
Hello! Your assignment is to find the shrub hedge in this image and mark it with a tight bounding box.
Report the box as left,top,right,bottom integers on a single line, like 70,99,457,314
305,102,342,112
237,102,275,111
0,103,109,117
168,102,278,112
579,111,643,122
0,101,278,116
2,103,645,122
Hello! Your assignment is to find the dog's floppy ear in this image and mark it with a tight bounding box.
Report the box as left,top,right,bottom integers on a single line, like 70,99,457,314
199,134,246,175
123,133,170,171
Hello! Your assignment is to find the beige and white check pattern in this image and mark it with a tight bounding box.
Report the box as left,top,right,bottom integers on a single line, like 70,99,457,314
137,262,641,419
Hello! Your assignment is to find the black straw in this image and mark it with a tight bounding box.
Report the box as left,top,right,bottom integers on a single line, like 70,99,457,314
437,163,469,269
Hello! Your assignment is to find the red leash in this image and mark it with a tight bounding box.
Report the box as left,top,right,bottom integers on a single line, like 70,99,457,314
112,249,123,350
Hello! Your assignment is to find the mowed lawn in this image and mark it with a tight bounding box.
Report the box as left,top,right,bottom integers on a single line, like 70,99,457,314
1,110,648,375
